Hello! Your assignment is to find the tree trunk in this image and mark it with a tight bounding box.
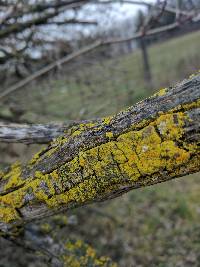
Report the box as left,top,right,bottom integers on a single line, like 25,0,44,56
140,37,153,90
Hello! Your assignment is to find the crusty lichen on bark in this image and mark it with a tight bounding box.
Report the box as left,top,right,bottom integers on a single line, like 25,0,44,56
0,74,200,231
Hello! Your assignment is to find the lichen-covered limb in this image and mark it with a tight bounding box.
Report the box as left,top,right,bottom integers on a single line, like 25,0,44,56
0,74,200,233
3,220,117,267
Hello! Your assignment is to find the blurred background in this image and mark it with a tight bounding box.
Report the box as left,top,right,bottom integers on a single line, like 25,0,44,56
0,0,200,266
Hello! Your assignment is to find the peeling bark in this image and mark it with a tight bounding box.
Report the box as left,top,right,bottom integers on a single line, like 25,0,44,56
0,74,199,233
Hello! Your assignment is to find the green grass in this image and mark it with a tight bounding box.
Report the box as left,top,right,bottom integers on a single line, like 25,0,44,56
67,173,200,266
13,30,200,123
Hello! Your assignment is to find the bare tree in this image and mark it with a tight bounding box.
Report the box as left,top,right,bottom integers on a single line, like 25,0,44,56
1,0,200,101
0,0,99,79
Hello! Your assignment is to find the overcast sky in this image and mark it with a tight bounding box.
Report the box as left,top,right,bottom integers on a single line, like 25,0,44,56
37,0,158,52
76,0,158,32
115,0,157,18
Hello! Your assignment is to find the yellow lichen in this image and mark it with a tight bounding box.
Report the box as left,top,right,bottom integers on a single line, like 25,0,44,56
0,169,63,223
0,206,20,223
106,132,114,138
0,104,198,224
3,162,24,191
29,146,47,165
44,111,193,209
52,214,68,225
40,223,52,233
102,116,112,125
155,112,185,140
169,99,200,114
153,87,167,97
72,130,82,137
0,170,5,180
62,240,117,267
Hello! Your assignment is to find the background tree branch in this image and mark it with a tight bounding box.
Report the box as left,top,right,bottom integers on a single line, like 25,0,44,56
1,0,200,102
0,121,79,144
2,12,200,102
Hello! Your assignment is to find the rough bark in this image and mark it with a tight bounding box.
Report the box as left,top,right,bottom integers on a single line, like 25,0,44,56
0,74,199,233
4,220,117,267
0,121,79,144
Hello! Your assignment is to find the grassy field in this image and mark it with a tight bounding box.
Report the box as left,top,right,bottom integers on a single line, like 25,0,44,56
1,31,200,266
10,29,200,124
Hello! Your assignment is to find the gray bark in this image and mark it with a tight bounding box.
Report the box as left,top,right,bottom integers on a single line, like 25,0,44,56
0,74,199,234
0,122,78,144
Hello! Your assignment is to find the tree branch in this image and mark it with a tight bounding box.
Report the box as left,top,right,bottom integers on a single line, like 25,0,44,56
0,9,61,39
0,121,80,144
96,0,196,17
47,19,98,25
3,222,116,266
1,0,199,100
0,0,89,29
0,74,199,233
0,40,102,101
2,16,198,102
